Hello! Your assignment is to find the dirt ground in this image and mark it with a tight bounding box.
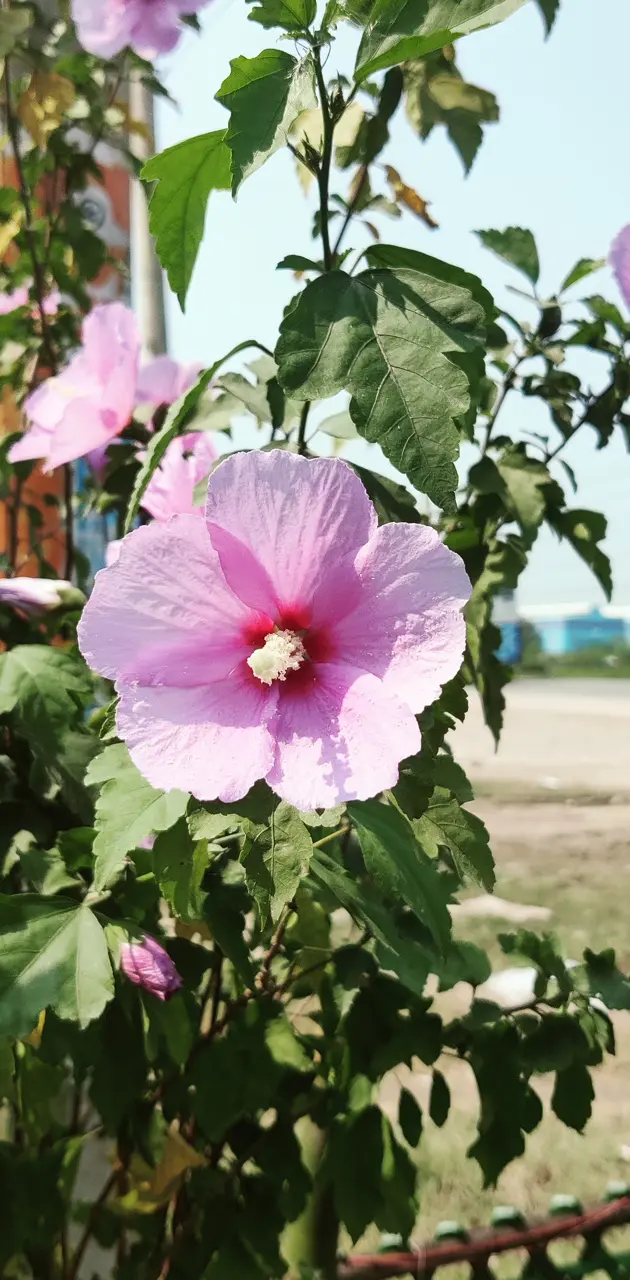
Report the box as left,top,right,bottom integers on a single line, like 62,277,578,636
452,679,630,797
380,680,630,1238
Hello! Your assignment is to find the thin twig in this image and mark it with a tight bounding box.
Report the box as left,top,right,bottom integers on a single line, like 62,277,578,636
257,905,294,991
332,164,368,260
545,388,603,463
480,356,525,456
68,1166,120,1280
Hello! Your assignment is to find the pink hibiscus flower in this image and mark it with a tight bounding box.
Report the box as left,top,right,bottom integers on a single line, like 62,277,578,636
120,936,182,1000
8,303,140,473
0,576,74,615
78,451,470,811
136,355,202,411
141,432,217,522
611,224,630,309
0,284,60,317
71,0,210,60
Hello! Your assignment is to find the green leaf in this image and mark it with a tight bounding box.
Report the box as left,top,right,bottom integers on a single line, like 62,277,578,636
398,1087,423,1146
476,226,540,284
0,1038,15,1103
318,409,359,440
404,54,499,174
124,343,259,534
216,50,316,194
19,846,81,896
0,8,32,73
85,743,189,891
552,1061,594,1132
247,0,316,29
276,246,492,512
433,755,474,802
143,131,231,309
277,253,321,272
535,0,560,35
311,850,432,996
0,645,91,753
0,896,113,1036
355,0,528,80
468,1022,542,1184
429,1068,450,1126
190,1003,312,1142
351,464,421,524
241,797,313,926
153,818,210,922
560,256,605,293
329,1107,417,1242
414,788,494,890
348,799,451,952
547,508,612,601
578,949,630,1012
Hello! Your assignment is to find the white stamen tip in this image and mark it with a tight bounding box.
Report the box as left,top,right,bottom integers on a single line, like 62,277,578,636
248,629,305,685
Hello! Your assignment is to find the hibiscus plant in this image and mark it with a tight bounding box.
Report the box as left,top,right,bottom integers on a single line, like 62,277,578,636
1,1,630,1278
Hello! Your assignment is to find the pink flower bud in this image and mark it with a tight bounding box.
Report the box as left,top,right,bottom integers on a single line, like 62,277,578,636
0,577,78,615
119,936,182,1001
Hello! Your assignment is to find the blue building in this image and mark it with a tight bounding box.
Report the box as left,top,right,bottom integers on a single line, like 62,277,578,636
521,605,629,656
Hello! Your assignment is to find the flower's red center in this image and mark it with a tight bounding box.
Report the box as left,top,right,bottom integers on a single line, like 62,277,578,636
244,606,334,691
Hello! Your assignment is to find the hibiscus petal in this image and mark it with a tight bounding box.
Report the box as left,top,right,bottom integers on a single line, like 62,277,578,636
142,432,216,521
43,399,122,471
117,675,278,803
333,522,470,713
136,356,202,407
78,514,255,686
611,224,630,310
7,419,53,463
205,450,377,625
265,662,420,810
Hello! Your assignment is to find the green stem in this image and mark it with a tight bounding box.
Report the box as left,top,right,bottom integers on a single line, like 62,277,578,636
313,45,334,273
297,400,310,455
332,164,368,260
480,355,524,456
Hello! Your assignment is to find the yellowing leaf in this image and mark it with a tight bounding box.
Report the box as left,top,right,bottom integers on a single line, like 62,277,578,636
18,72,76,149
0,208,24,259
107,99,151,142
23,1010,46,1049
384,165,438,229
123,1127,207,1213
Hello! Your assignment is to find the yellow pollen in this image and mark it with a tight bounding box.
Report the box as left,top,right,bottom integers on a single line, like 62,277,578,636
247,629,305,685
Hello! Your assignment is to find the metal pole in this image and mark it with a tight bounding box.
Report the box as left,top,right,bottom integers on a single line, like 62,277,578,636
128,76,168,358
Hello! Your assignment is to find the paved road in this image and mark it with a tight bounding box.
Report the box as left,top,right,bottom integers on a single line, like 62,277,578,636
451,679,630,794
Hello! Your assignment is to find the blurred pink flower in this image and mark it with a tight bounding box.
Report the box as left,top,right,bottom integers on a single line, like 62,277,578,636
106,539,122,567
611,224,630,309
141,432,217,522
72,0,210,60
119,936,182,1000
0,576,74,614
79,451,470,811
8,303,140,473
0,284,60,317
136,355,202,410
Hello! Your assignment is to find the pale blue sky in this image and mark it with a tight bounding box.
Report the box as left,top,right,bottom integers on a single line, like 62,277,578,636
156,0,630,607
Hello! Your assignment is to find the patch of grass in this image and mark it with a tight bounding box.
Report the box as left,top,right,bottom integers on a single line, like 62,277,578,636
454,802,630,971
385,801,630,1252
